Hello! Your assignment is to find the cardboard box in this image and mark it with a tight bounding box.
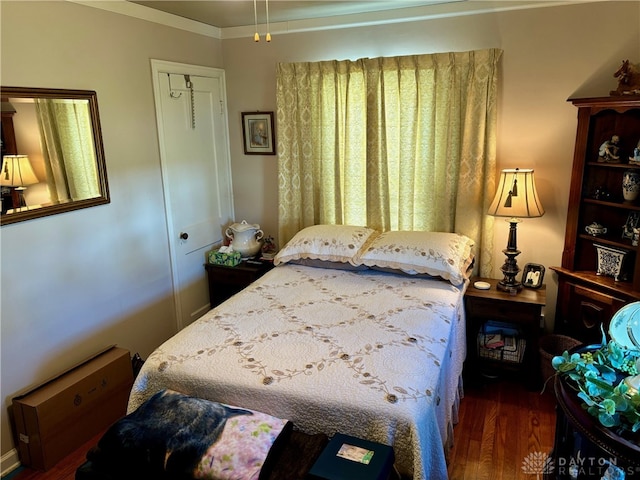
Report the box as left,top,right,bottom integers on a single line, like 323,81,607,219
12,346,133,470
209,248,242,266
307,433,395,480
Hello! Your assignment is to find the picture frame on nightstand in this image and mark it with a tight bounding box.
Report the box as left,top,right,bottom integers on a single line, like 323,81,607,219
521,263,545,289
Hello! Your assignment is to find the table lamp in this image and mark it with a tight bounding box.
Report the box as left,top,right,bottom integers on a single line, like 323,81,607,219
1,155,39,211
488,168,544,292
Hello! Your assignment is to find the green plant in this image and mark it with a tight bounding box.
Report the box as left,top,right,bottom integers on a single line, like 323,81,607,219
552,339,640,433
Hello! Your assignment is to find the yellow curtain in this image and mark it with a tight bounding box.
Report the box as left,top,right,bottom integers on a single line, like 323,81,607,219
276,49,502,276
35,99,100,203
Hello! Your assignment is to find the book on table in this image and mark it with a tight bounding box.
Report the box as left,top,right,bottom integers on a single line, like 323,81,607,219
307,433,395,480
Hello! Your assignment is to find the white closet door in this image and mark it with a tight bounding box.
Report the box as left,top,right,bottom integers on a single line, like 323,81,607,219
152,60,234,329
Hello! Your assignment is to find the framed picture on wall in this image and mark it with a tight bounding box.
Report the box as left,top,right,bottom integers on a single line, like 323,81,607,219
242,111,275,155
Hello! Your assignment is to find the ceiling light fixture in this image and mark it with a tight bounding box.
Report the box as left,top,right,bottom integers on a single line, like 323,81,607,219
253,0,260,42
253,0,271,43
265,0,271,42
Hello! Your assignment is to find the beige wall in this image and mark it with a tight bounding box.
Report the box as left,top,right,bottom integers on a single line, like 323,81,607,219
222,1,640,333
0,0,222,466
1,0,639,472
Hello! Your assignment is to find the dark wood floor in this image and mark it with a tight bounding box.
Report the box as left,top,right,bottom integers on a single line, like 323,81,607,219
4,378,557,480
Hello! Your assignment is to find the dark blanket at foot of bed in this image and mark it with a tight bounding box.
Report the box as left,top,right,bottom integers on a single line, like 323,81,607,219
74,389,329,480
75,427,328,480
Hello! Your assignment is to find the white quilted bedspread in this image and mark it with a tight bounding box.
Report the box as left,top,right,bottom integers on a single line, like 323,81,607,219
128,264,467,480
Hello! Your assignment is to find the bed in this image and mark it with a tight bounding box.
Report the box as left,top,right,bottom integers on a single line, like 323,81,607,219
128,225,474,480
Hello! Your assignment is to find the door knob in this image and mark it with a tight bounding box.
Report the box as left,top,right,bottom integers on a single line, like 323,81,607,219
180,232,189,240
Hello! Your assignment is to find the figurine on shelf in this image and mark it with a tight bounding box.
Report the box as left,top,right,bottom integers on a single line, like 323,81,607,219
610,59,640,96
598,135,621,163
629,138,640,165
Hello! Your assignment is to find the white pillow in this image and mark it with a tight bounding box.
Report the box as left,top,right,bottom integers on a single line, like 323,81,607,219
274,224,379,267
352,230,475,285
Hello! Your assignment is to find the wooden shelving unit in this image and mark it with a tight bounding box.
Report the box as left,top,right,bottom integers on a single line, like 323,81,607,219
552,96,640,344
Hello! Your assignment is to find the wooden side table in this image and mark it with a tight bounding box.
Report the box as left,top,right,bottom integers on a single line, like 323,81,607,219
547,373,640,479
464,277,546,388
204,260,274,308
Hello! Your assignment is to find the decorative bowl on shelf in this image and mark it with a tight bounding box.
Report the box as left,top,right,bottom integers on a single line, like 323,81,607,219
585,222,607,236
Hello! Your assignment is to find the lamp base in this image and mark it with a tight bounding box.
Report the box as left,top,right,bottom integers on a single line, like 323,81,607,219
497,246,522,293
497,219,523,294
13,186,28,212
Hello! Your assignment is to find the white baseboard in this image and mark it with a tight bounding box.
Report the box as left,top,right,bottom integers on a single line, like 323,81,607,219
1,448,21,477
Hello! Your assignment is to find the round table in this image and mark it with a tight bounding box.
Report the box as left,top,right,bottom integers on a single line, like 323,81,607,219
547,373,640,479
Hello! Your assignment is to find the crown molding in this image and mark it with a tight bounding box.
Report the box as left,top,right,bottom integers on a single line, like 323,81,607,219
68,0,592,41
68,0,221,38
222,1,585,39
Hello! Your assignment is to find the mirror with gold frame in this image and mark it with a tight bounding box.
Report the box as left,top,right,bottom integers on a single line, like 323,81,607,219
1,86,110,225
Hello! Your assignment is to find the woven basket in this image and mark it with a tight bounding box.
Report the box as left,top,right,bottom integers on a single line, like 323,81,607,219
539,334,582,385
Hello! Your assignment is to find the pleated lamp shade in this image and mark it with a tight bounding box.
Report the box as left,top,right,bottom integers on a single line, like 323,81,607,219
488,168,544,219
1,155,39,187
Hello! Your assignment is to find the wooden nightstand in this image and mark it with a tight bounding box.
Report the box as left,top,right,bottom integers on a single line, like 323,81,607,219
204,260,274,308
464,277,546,388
